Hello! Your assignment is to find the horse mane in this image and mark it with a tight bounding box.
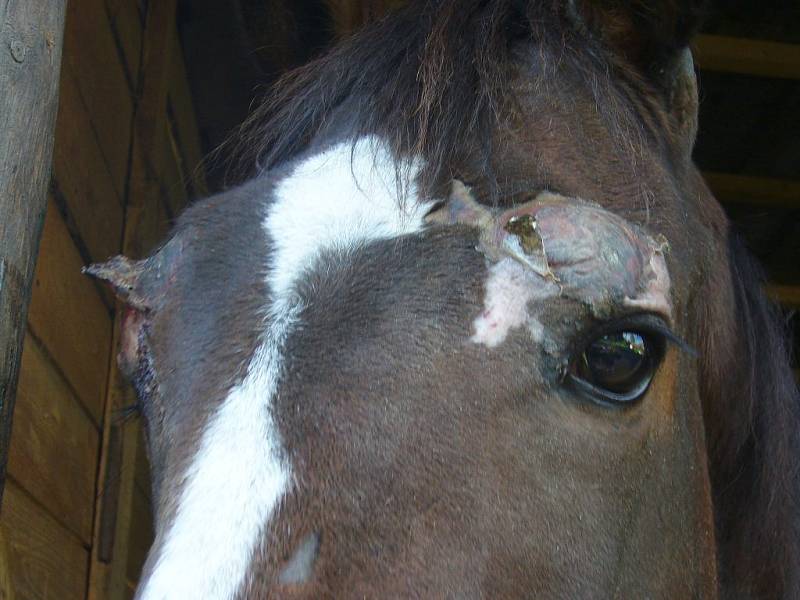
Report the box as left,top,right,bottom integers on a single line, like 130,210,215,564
224,0,659,197
700,232,800,598
226,0,516,189
222,0,798,595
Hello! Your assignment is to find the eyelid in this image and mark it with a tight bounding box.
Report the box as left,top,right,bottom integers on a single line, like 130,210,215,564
566,372,653,406
570,313,698,366
618,314,697,358
577,313,695,358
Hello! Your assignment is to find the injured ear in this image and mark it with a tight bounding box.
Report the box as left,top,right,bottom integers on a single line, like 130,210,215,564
83,255,150,310
83,237,182,378
83,256,153,377
83,236,183,312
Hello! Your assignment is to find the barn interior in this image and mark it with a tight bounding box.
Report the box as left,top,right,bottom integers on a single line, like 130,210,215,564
0,1,797,598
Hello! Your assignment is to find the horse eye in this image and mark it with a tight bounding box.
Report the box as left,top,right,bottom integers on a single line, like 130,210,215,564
567,330,662,406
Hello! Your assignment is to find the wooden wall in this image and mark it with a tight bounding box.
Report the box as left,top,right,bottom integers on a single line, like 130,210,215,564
0,0,205,598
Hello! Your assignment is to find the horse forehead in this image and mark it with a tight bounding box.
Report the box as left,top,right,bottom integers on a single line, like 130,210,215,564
265,136,435,300
138,138,436,600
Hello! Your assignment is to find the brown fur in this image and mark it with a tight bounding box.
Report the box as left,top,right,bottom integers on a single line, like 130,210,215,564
100,1,798,598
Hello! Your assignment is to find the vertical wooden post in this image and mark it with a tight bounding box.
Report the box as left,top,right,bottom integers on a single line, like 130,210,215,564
0,0,68,504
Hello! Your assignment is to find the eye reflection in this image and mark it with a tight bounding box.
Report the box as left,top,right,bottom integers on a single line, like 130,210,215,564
571,330,658,404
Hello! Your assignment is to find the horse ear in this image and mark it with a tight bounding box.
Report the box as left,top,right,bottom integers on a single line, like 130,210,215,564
84,238,182,377
83,236,182,312
567,0,705,149
84,255,151,310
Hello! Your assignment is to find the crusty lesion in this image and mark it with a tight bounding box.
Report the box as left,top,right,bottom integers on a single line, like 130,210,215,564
427,179,674,347
427,180,560,285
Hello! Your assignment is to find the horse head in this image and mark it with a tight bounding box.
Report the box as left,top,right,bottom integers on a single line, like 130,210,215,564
88,1,799,597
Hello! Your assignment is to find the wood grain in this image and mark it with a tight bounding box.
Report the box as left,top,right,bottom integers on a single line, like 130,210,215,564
105,0,144,88
7,332,100,543
167,29,208,197
0,522,14,600
161,116,189,217
134,422,152,500
26,196,112,425
767,285,800,308
62,0,135,197
53,62,125,263
131,155,174,256
703,172,800,209
0,0,67,504
126,486,154,584
89,6,178,597
694,34,800,80
1,480,88,600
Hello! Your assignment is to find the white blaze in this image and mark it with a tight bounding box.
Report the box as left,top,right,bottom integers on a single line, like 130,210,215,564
138,137,432,600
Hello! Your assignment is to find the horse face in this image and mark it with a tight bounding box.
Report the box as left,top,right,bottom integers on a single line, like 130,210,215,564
86,2,798,598
93,131,716,598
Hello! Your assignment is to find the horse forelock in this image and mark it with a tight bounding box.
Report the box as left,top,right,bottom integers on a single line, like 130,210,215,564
224,0,682,197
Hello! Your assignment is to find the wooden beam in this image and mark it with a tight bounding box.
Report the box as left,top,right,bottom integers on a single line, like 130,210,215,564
693,34,800,80
0,0,68,506
703,172,800,209
767,285,800,308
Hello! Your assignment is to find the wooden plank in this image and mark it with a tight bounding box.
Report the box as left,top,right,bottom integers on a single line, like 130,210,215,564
126,487,154,584
704,172,800,209
105,0,144,87
134,423,152,500
167,30,208,197
133,153,174,256
693,34,800,80
53,62,125,263
88,3,179,596
62,0,135,198
1,480,88,600
26,197,112,425
132,1,177,185
124,580,137,600
6,332,100,544
0,0,68,505
767,284,800,307
161,116,189,217
87,407,140,600
325,0,405,37
0,522,14,600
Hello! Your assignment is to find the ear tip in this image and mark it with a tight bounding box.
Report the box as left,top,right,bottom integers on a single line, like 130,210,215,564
81,256,151,309
82,261,106,281
82,255,135,280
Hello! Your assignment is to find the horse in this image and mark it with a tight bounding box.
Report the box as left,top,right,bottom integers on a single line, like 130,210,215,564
87,1,800,597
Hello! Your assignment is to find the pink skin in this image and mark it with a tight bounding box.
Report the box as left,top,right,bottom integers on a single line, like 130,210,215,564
529,199,672,318
119,307,147,375
471,259,559,347
429,184,672,347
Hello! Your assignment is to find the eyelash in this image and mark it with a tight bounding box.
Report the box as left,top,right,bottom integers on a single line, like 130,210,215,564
565,313,692,360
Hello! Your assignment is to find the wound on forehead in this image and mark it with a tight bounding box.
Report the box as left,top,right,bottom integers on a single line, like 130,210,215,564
428,181,673,347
